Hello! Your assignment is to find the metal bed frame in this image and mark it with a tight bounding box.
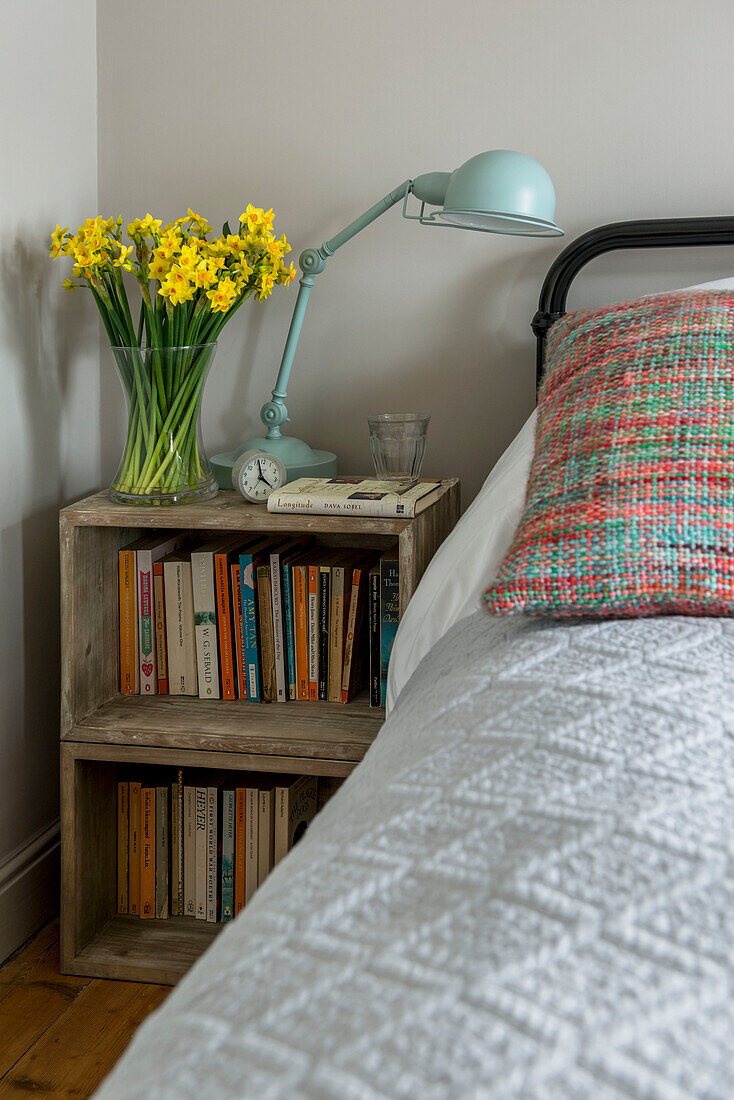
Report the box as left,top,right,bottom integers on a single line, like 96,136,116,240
531,217,734,387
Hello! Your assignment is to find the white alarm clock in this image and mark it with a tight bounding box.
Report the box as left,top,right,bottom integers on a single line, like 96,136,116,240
232,449,287,503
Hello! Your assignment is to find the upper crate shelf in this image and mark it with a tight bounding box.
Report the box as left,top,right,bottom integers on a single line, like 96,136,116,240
60,487,458,534
59,483,460,739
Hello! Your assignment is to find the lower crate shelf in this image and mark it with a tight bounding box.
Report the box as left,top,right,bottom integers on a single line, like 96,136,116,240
68,915,222,985
61,741,361,984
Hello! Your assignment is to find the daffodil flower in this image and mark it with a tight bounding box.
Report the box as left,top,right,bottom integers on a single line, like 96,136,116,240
206,275,238,313
49,224,69,259
50,204,295,496
176,243,199,272
113,244,134,270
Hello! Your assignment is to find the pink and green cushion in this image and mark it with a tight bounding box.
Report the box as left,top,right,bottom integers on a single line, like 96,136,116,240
484,290,734,618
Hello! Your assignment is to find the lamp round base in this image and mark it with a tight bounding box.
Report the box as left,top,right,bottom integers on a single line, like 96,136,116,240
211,437,337,488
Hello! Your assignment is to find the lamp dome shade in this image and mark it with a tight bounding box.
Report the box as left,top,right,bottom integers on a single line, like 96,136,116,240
440,150,563,236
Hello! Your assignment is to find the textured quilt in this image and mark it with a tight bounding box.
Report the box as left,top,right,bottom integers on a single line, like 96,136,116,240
96,612,734,1099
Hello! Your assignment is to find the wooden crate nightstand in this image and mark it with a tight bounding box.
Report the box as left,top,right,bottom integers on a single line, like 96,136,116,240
59,482,460,984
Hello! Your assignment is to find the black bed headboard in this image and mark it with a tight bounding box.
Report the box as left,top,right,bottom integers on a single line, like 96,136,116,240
532,216,734,388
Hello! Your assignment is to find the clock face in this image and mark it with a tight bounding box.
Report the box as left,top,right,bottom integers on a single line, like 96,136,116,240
234,451,286,502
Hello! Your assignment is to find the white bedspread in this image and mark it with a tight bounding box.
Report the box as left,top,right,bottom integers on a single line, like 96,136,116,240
97,611,734,1099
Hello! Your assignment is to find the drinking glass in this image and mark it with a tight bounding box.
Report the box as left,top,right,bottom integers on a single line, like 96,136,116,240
367,413,430,484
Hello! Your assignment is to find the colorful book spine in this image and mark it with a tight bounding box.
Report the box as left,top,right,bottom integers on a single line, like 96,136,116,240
153,562,168,695
170,779,179,917
240,552,262,702
245,787,259,905
283,563,297,701
183,785,197,917
170,769,184,916
138,535,183,695
380,555,399,709
317,565,330,701
215,550,237,699
206,784,220,923
128,781,141,916
118,547,138,694
341,565,369,703
117,781,128,914
141,786,155,919
274,775,318,867
308,564,319,701
195,786,207,920
369,566,381,707
155,785,169,919
328,564,347,703
274,782,290,869
231,563,247,701
164,558,197,695
191,548,221,700
270,549,288,703
293,564,309,700
234,787,247,916
258,787,274,887
257,563,277,703
137,556,157,696
221,788,235,922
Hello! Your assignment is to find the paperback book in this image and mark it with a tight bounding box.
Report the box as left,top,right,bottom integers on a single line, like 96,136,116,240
267,477,443,518
138,534,185,695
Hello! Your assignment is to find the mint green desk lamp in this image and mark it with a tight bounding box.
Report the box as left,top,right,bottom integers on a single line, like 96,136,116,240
212,149,562,486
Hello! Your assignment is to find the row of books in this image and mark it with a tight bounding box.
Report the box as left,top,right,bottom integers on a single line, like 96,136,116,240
119,533,399,706
117,770,340,922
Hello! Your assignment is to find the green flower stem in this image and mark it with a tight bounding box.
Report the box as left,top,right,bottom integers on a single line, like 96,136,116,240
141,387,200,492
132,348,212,492
116,399,145,492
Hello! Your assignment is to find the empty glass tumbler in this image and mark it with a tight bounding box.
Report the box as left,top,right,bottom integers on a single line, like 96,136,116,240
368,413,430,484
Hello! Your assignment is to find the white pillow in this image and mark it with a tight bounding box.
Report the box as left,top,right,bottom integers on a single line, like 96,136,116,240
677,277,734,292
386,275,734,714
386,409,536,713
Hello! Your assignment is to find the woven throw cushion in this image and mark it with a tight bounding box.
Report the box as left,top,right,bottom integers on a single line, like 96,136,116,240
484,290,734,618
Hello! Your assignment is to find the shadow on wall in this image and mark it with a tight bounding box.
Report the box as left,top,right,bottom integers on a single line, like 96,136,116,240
0,232,97,845
216,305,267,450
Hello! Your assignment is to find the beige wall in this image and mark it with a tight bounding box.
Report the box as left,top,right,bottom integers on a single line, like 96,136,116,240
0,0,98,958
97,0,734,504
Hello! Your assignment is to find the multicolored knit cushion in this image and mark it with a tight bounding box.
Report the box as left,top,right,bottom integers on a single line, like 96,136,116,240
484,290,734,618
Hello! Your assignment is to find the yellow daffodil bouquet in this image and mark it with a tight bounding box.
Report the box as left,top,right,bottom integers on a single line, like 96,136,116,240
50,206,296,504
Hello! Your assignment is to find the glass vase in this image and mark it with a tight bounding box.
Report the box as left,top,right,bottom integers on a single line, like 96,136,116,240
109,343,218,506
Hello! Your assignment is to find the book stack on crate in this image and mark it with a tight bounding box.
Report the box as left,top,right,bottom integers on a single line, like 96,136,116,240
119,535,400,708
117,770,343,923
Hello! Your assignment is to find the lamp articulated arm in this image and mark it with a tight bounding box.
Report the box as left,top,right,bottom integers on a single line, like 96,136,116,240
259,173,449,440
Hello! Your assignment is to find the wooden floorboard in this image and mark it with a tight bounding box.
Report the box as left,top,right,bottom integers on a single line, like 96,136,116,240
0,920,168,1098
0,921,78,987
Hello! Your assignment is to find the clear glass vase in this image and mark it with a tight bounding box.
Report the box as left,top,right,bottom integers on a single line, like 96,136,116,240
109,344,219,506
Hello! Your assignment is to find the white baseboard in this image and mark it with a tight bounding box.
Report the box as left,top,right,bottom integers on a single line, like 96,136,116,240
0,820,60,964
